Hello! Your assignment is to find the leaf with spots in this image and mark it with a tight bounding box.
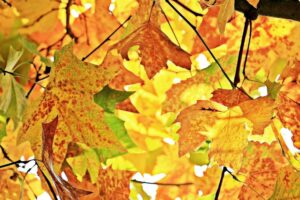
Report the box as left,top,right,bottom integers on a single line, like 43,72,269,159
269,165,300,200
211,89,250,108
239,97,275,135
41,116,93,199
108,22,191,79
237,141,288,200
176,100,220,156
208,106,253,171
18,44,126,172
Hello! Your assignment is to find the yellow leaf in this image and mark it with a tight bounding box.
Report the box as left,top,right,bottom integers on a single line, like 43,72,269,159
209,106,252,170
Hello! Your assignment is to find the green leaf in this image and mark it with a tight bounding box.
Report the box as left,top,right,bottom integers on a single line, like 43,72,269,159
189,141,210,165
0,76,26,122
265,80,282,99
94,85,133,113
6,46,24,72
0,112,6,142
19,37,53,67
104,112,136,148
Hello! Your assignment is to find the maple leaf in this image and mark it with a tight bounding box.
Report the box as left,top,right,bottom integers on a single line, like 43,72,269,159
211,89,250,108
212,89,275,135
176,100,219,156
239,97,275,135
0,46,27,123
107,22,191,79
208,106,253,171
18,44,126,172
269,165,300,200
237,141,288,199
277,61,300,148
176,99,252,170
162,56,237,113
192,7,228,54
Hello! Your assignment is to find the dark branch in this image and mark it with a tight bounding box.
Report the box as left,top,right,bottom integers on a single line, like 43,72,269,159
81,15,132,61
165,0,235,88
2,0,11,7
160,5,181,47
131,179,193,187
234,18,250,86
65,0,77,41
23,8,59,28
235,0,300,21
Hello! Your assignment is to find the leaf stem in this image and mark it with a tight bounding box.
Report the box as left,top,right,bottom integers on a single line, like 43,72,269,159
81,15,132,61
214,166,227,200
165,0,234,88
131,179,193,187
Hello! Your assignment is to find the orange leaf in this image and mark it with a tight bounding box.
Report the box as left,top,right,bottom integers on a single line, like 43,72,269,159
211,89,250,107
109,22,191,79
237,141,288,199
176,100,219,156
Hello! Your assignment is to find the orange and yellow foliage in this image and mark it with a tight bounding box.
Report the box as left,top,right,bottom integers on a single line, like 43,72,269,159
0,0,300,199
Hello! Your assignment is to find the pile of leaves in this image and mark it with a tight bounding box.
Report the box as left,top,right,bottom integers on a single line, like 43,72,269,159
0,0,299,199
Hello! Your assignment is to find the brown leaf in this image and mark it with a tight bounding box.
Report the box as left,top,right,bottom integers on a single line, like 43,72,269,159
42,117,92,199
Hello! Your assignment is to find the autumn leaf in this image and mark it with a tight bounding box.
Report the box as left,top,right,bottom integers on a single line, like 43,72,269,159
208,106,252,171
176,100,219,156
41,116,96,199
0,46,27,123
269,165,300,200
108,22,191,79
211,89,250,108
18,44,126,172
237,141,288,199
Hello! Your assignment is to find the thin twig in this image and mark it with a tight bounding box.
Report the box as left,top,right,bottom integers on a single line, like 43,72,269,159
234,18,250,86
23,8,60,28
165,0,234,88
81,15,132,61
214,166,227,200
65,0,77,41
2,0,11,7
172,0,203,17
0,145,58,200
131,179,193,186
159,5,181,47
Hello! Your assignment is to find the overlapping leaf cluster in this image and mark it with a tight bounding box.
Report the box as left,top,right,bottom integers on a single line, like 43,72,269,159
0,0,300,199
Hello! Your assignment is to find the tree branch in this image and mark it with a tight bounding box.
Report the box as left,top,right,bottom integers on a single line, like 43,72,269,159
81,15,132,61
235,0,300,21
2,0,11,7
166,0,235,88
